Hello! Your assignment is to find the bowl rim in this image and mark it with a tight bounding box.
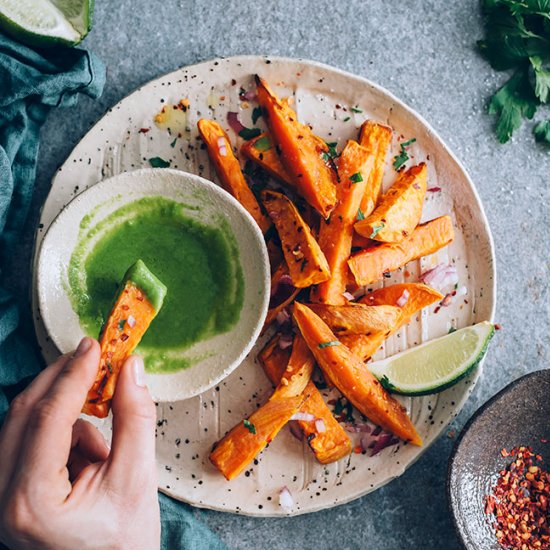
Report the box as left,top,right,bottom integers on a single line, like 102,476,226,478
36,167,271,401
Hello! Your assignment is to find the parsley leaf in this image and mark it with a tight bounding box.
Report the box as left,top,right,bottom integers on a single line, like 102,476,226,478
318,340,341,349
118,319,126,331
534,119,550,143
356,207,365,221
488,69,537,143
370,222,385,238
350,106,363,113
349,172,363,183
531,56,550,103
239,127,262,140
393,138,416,170
149,156,170,168
243,419,256,434
252,106,263,125
170,138,177,148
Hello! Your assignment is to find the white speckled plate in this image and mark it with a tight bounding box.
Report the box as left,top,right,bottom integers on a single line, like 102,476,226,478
32,56,496,516
36,168,270,402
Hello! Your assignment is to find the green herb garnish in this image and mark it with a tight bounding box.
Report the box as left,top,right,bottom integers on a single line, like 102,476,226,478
252,106,263,125
393,138,416,170
239,127,262,141
343,116,351,122
170,138,177,148
356,207,365,221
349,172,363,184
369,222,385,238
118,319,126,331
534,120,550,144
318,340,341,349
149,156,171,168
254,135,272,151
351,106,363,113
243,419,256,434
448,326,458,334
478,0,550,143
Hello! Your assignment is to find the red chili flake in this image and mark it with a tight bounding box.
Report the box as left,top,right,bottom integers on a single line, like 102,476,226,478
353,445,362,454
138,128,150,134
495,323,502,330
485,445,550,549
109,339,117,346
121,304,129,311
434,306,441,314
120,333,129,342
427,186,442,192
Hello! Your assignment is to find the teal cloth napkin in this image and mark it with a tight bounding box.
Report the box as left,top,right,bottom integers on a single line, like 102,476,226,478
0,33,226,550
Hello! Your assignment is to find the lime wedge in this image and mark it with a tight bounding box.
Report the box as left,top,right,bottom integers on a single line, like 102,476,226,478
368,322,495,396
0,0,93,47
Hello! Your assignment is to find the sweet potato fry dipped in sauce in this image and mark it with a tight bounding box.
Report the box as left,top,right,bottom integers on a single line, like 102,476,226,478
341,283,443,361
355,163,427,243
83,260,167,418
255,75,337,218
262,190,330,288
293,302,422,446
197,118,271,233
358,120,393,217
348,215,454,286
258,335,352,464
210,335,315,480
310,140,374,305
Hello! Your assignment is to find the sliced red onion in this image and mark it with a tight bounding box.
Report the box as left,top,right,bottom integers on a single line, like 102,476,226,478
345,423,372,433
427,186,442,192
227,111,245,134
127,315,136,328
420,263,459,291
290,412,315,422
270,274,293,297
342,291,356,301
279,486,294,510
275,308,290,326
315,419,326,433
440,292,453,307
278,333,294,350
360,429,399,456
217,136,227,156
241,89,257,101
269,275,296,309
396,289,410,307
288,421,303,441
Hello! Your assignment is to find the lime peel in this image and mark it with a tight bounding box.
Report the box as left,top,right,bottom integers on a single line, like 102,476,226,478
368,321,495,396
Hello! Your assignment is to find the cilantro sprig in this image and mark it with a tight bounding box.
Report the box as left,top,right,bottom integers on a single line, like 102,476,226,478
478,0,550,144
393,138,416,171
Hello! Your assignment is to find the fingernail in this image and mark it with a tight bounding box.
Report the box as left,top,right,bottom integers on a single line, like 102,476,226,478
132,356,146,387
74,337,92,357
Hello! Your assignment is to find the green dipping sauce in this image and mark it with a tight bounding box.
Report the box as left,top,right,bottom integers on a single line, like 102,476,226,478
68,196,244,373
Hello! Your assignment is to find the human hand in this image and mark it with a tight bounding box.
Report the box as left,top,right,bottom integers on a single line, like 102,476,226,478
0,337,160,550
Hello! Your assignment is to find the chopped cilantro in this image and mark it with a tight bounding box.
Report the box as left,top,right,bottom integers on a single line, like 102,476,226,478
318,340,341,349
252,106,263,125
349,172,363,184
534,120,550,144
356,207,365,221
170,138,177,148
380,375,396,392
321,141,339,162
254,135,272,151
343,116,351,122
106,361,113,374
393,138,416,170
350,106,363,113
239,127,262,141
149,156,170,168
369,222,385,238
118,319,126,331
448,326,457,334
332,397,354,422
300,258,308,272
243,419,256,434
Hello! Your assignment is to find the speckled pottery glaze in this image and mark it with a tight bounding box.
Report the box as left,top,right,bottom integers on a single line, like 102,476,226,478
32,56,496,516
36,168,270,402
448,369,550,549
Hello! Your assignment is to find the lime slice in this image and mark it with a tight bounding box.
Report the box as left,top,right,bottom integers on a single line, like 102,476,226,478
368,322,495,396
0,0,92,47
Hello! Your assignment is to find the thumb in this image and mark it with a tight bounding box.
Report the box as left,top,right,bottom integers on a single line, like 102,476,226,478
107,356,157,488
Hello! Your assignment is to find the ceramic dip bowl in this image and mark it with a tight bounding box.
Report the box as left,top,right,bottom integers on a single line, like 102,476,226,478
36,168,270,401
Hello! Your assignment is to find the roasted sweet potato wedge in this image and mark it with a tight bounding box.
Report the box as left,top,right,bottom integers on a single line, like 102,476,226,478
348,215,454,286
197,118,271,233
255,76,337,218
355,163,427,243
262,189,330,288
258,335,352,464
293,302,422,446
310,140,374,305
210,335,315,480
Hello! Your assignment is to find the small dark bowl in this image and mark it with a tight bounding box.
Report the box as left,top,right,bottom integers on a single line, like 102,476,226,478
447,369,550,549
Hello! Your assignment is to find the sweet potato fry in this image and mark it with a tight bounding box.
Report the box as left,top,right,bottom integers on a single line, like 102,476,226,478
241,133,293,186
355,163,427,243
258,335,352,464
83,260,167,418
348,215,455,286
262,262,300,332
293,302,422,446
358,120,393,216
310,140,374,305
210,335,315,480
341,283,444,361
255,76,337,218
197,118,271,233
306,303,401,336
262,190,330,287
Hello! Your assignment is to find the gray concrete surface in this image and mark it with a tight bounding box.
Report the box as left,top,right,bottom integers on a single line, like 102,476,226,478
11,0,550,548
